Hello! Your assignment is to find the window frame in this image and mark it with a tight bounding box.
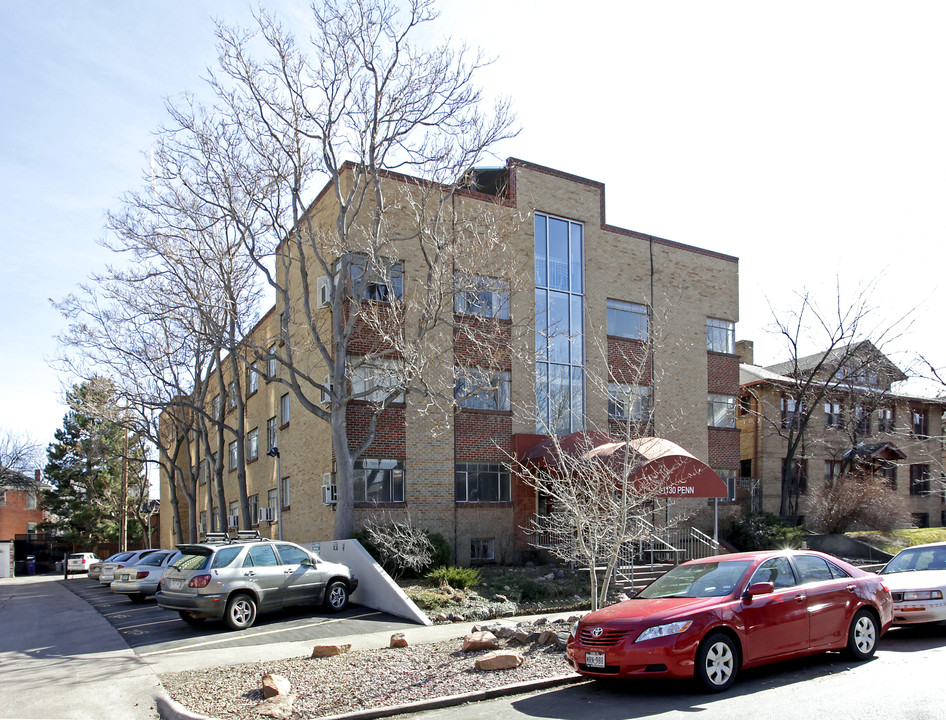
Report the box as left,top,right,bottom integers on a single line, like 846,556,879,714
606,299,648,341
824,401,843,429
608,382,651,422
353,459,406,504
455,368,511,411
246,428,259,462
455,463,511,503
228,440,238,471
349,356,405,404
470,537,496,563
706,317,735,354
707,393,737,428
280,393,290,426
910,464,931,495
455,275,510,320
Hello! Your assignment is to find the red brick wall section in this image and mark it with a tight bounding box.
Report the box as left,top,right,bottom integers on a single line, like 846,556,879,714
455,410,513,462
707,352,739,394
607,337,652,384
0,488,46,542
708,427,740,469
345,405,406,457
454,317,512,370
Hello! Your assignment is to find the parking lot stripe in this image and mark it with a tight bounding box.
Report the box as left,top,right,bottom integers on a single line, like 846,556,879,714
138,610,383,657
116,618,182,631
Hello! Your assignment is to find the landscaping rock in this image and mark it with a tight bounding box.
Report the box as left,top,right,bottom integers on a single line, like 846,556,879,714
261,673,291,698
256,693,295,719
461,631,499,652
475,651,525,671
390,633,409,648
311,643,351,658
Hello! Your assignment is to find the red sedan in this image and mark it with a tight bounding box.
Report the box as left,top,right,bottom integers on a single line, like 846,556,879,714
566,550,892,692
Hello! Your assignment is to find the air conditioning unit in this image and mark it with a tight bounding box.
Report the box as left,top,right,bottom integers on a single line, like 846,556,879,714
317,275,333,308
321,482,337,506
258,506,275,523
227,514,239,528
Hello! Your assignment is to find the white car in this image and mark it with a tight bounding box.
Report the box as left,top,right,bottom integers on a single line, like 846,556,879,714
879,541,946,625
98,548,164,585
66,552,100,574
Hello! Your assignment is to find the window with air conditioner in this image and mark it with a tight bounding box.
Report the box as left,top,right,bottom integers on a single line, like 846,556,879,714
258,506,275,523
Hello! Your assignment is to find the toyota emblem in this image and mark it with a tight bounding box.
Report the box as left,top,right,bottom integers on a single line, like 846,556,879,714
591,627,604,637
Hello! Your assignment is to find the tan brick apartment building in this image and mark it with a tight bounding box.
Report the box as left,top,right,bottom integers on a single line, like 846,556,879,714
159,159,740,564
738,341,946,527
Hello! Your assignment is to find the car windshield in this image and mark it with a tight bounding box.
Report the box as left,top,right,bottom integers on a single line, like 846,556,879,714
637,560,755,599
171,552,211,571
137,552,170,567
111,552,135,563
882,546,946,574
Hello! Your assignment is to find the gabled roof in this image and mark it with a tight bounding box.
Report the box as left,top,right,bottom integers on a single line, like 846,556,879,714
764,340,907,385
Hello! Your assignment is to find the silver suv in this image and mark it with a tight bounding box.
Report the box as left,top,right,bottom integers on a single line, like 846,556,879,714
156,532,358,630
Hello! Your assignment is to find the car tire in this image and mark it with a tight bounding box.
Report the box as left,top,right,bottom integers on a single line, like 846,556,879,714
179,611,206,626
846,609,878,661
128,594,147,604
225,593,257,630
323,580,349,612
694,632,739,692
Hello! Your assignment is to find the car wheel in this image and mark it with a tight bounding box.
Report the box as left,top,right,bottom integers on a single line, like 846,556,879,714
846,609,878,661
179,611,206,626
225,593,257,630
324,581,349,612
128,594,147,604
695,632,739,692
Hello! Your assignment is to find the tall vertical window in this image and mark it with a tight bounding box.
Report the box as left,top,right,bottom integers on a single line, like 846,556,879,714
280,393,290,426
706,318,735,354
824,401,843,429
853,406,871,435
268,345,277,379
248,494,259,524
246,363,259,395
824,460,842,481
912,408,928,438
267,488,278,513
227,381,238,410
607,299,648,340
281,476,291,508
535,213,584,434
781,396,803,429
246,428,259,461
878,406,894,433
910,464,930,495
228,441,238,470
267,417,277,453
26,491,37,510
212,395,222,421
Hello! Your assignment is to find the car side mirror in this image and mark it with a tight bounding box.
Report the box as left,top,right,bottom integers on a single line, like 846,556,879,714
743,581,775,599
301,557,316,567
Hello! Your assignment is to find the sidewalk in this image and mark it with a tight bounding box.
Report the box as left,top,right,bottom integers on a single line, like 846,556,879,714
0,574,161,720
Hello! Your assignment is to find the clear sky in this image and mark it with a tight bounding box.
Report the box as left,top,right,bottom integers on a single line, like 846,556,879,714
2,1,944,455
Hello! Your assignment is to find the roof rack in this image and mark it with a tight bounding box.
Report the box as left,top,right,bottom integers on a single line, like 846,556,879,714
202,532,231,543
231,530,263,543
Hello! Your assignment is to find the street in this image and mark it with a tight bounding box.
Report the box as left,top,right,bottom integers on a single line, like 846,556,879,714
403,624,946,720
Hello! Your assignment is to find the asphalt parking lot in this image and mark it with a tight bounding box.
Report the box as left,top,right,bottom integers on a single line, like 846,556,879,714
62,575,416,663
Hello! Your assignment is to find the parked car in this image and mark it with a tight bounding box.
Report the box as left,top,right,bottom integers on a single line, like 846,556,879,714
98,548,164,585
66,552,100,574
156,532,358,630
89,552,129,580
110,550,180,603
567,550,892,692
878,541,946,625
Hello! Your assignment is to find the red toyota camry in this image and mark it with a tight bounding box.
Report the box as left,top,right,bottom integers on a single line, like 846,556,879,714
567,550,892,692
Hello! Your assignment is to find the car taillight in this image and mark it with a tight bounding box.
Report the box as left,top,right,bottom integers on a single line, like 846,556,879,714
137,571,151,580
188,574,212,588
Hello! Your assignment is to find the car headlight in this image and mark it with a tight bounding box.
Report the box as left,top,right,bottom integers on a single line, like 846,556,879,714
570,621,579,638
635,620,693,643
901,590,944,601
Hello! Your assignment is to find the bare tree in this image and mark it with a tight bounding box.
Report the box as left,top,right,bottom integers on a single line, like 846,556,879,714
362,514,434,579
0,429,43,489
806,471,912,534
148,0,519,539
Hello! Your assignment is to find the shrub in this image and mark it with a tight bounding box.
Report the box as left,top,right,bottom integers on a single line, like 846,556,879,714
807,474,912,534
725,512,805,551
427,565,482,589
425,532,452,572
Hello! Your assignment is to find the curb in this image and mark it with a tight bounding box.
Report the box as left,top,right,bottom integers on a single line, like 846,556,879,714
156,673,587,720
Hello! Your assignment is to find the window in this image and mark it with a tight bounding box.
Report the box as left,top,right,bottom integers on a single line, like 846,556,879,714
456,369,510,411
912,513,930,529
910,464,930,495
535,213,584,435
268,345,277,379
455,275,509,319
607,299,648,341
707,394,736,428
824,401,843,429
244,544,278,567
281,476,290,508
794,555,847,583
275,543,309,565
350,356,404,403
824,459,842,482
878,406,894,433
199,459,209,485
739,394,752,417
267,417,277,453
227,380,238,410
26,491,37,510
354,459,405,504
706,318,735,354
248,494,259,524
212,394,222,421
246,363,259,395
246,428,259,462
267,488,278,515
853,406,870,435
912,408,928,438
781,396,803,429
608,383,651,422
748,556,797,590
228,441,238,471
879,462,896,489
471,538,495,563
455,463,511,503
199,510,207,532
344,253,404,302
228,500,238,519
715,468,737,501
280,393,290,426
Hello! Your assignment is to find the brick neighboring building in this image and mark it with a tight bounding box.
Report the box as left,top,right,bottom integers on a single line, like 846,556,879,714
159,158,740,564
0,471,47,541
738,340,946,527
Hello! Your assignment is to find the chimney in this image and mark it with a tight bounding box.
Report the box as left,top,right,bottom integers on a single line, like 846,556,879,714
736,339,754,365
35,469,41,483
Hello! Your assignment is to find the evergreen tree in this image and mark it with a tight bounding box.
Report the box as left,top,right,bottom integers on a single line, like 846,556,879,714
41,379,147,546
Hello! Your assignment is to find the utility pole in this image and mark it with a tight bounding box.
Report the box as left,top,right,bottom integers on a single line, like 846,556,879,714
120,426,128,552
267,445,283,541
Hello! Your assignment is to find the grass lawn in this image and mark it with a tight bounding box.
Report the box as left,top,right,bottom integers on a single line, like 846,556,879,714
847,527,946,555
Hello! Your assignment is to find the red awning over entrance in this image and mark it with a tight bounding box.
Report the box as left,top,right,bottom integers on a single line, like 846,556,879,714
515,431,729,499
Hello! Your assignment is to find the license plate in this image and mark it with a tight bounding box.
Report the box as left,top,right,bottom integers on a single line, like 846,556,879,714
585,651,606,668
169,579,183,590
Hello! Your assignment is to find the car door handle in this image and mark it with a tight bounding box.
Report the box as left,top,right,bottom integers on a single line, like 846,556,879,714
794,594,805,603
244,571,255,576
284,569,293,574
846,584,857,593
